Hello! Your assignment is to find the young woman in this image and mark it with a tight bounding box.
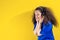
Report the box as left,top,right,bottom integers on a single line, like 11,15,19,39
32,6,57,40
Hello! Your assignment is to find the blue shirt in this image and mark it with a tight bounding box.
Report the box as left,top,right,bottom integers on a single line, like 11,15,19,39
33,21,55,40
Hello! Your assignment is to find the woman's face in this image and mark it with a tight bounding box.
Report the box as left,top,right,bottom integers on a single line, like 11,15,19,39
35,10,42,21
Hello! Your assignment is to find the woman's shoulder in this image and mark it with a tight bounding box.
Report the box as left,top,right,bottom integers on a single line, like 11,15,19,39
43,21,53,26
47,21,52,25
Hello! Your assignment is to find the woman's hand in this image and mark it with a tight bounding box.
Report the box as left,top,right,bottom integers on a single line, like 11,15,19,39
36,16,44,36
34,16,44,36
33,29,42,36
36,29,42,36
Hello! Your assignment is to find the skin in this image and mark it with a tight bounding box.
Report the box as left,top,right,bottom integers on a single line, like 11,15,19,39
33,10,44,36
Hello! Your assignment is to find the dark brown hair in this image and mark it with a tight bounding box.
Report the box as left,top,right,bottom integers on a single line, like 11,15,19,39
32,6,58,26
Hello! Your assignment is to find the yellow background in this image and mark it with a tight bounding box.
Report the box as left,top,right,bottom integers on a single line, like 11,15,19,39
0,0,60,40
